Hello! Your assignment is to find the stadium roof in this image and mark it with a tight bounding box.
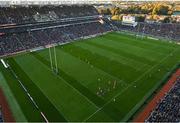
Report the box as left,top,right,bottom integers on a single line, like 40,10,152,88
173,11,180,15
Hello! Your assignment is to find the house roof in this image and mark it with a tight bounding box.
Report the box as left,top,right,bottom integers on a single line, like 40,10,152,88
173,11,180,15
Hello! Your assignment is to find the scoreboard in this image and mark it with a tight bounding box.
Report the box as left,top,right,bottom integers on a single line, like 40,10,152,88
122,15,137,27
122,16,136,24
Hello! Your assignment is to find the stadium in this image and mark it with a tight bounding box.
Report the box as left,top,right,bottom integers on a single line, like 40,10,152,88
0,0,179,122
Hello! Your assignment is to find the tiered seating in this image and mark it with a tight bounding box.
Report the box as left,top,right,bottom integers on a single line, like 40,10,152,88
0,5,99,25
146,77,180,122
112,21,180,41
0,5,112,57
0,19,111,57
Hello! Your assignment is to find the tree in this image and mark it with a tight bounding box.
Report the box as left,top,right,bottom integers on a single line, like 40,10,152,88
152,4,170,15
97,8,111,15
110,7,120,15
163,17,171,23
136,16,146,22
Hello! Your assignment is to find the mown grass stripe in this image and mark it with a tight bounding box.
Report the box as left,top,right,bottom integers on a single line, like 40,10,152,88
109,35,174,53
75,42,146,71
39,47,130,104
110,32,177,50
7,58,67,122
40,47,128,88
0,61,43,122
86,41,154,67
89,36,164,62
87,41,156,66
15,54,98,121
102,36,166,58
0,72,27,121
61,44,142,82
31,52,125,121
86,47,180,122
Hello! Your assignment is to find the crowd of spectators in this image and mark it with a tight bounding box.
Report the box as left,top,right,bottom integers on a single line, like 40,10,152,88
146,77,180,122
0,5,98,25
113,21,180,41
0,19,111,57
0,5,112,57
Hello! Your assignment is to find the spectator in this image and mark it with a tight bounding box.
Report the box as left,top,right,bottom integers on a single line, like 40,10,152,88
112,21,180,41
146,77,180,122
0,19,111,57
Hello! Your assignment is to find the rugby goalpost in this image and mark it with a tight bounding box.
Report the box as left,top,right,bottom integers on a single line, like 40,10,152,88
121,15,148,39
136,22,146,39
49,46,59,74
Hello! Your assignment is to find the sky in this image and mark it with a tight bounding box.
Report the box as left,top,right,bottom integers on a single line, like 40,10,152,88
0,0,179,5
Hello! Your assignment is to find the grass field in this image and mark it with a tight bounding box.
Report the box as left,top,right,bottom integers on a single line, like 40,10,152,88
0,32,180,122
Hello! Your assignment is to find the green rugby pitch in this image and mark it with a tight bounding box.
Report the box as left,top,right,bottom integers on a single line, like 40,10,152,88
0,32,180,122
